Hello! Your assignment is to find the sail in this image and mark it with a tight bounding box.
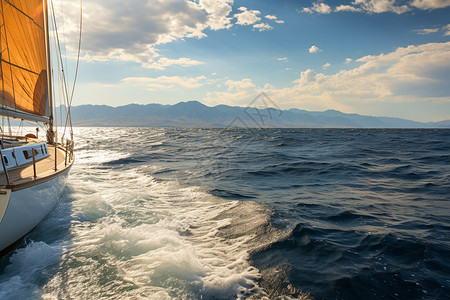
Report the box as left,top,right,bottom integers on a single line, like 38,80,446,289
0,0,49,122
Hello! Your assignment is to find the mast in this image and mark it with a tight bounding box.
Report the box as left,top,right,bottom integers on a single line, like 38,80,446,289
43,0,55,144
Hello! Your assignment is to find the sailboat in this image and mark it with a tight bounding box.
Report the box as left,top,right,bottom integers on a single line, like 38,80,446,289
0,0,76,254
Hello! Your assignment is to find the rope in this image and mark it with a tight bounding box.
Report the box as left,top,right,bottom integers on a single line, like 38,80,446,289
49,0,82,144
63,0,82,142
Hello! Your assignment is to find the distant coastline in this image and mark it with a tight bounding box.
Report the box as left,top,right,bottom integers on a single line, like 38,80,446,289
62,101,449,128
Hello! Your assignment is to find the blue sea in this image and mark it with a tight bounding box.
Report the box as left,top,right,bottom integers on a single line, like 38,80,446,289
0,128,449,299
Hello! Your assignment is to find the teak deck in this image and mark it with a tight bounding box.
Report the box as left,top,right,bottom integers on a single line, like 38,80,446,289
0,146,72,190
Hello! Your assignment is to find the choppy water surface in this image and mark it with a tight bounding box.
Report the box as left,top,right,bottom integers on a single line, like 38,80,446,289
0,128,449,299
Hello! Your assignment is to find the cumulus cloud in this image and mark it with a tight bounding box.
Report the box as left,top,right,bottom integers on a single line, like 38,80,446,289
302,0,450,14
345,58,353,63
234,7,261,25
411,0,450,10
234,7,279,31
253,23,273,31
204,42,450,112
57,0,214,68
322,62,331,69
303,2,332,14
309,45,322,53
58,0,282,69
351,0,411,14
288,42,450,102
335,5,363,12
265,14,285,23
198,0,234,30
265,15,277,20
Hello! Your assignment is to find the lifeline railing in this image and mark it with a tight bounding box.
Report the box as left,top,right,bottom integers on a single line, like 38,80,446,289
0,140,74,187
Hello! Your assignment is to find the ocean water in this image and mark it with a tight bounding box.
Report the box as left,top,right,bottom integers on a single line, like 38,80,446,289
0,128,449,299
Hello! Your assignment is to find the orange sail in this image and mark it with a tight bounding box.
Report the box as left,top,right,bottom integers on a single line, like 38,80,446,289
0,0,49,121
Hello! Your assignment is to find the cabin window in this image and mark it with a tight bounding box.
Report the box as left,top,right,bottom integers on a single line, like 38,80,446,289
23,150,30,159
3,156,8,166
33,148,39,156
44,145,48,154
12,152,15,159
40,145,44,154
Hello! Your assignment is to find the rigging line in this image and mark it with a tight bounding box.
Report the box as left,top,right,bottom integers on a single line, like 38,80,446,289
62,0,81,141
15,119,23,136
0,59,40,75
49,0,70,126
50,0,70,106
0,9,4,109
60,0,68,78
3,0,45,31
56,47,66,129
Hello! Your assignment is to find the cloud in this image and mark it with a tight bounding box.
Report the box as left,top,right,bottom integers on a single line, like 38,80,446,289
253,23,273,31
235,7,279,31
234,7,261,25
413,24,450,36
322,62,331,69
411,0,450,10
345,58,353,63
443,24,450,36
265,14,285,23
414,28,440,35
302,0,450,15
58,1,281,69
265,15,277,20
198,0,234,30
57,0,214,68
203,79,258,106
289,42,450,101
351,0,411,14
303,2,332,14
204,42,450,112
309,45,322,53
277,57,289,62
335,5,363,12
122,75,207,90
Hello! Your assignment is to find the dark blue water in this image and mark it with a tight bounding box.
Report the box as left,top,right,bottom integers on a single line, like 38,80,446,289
142,128,450,299
1,128,449,299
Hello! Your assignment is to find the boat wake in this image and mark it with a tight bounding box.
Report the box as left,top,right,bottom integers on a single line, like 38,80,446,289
0,146,295,299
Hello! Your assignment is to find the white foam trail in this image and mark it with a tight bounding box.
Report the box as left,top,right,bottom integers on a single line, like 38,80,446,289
0,242,63,299
33,146,277,299
0,129,289,299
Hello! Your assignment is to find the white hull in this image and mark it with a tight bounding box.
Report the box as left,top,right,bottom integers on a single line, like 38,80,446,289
0,167,70,253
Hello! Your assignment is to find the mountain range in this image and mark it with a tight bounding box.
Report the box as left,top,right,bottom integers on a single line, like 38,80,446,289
65,101,449,128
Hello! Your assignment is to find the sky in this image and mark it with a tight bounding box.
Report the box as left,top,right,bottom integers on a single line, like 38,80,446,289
58,0,450,122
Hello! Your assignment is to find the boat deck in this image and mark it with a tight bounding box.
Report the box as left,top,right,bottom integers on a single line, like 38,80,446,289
0,146,72,189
